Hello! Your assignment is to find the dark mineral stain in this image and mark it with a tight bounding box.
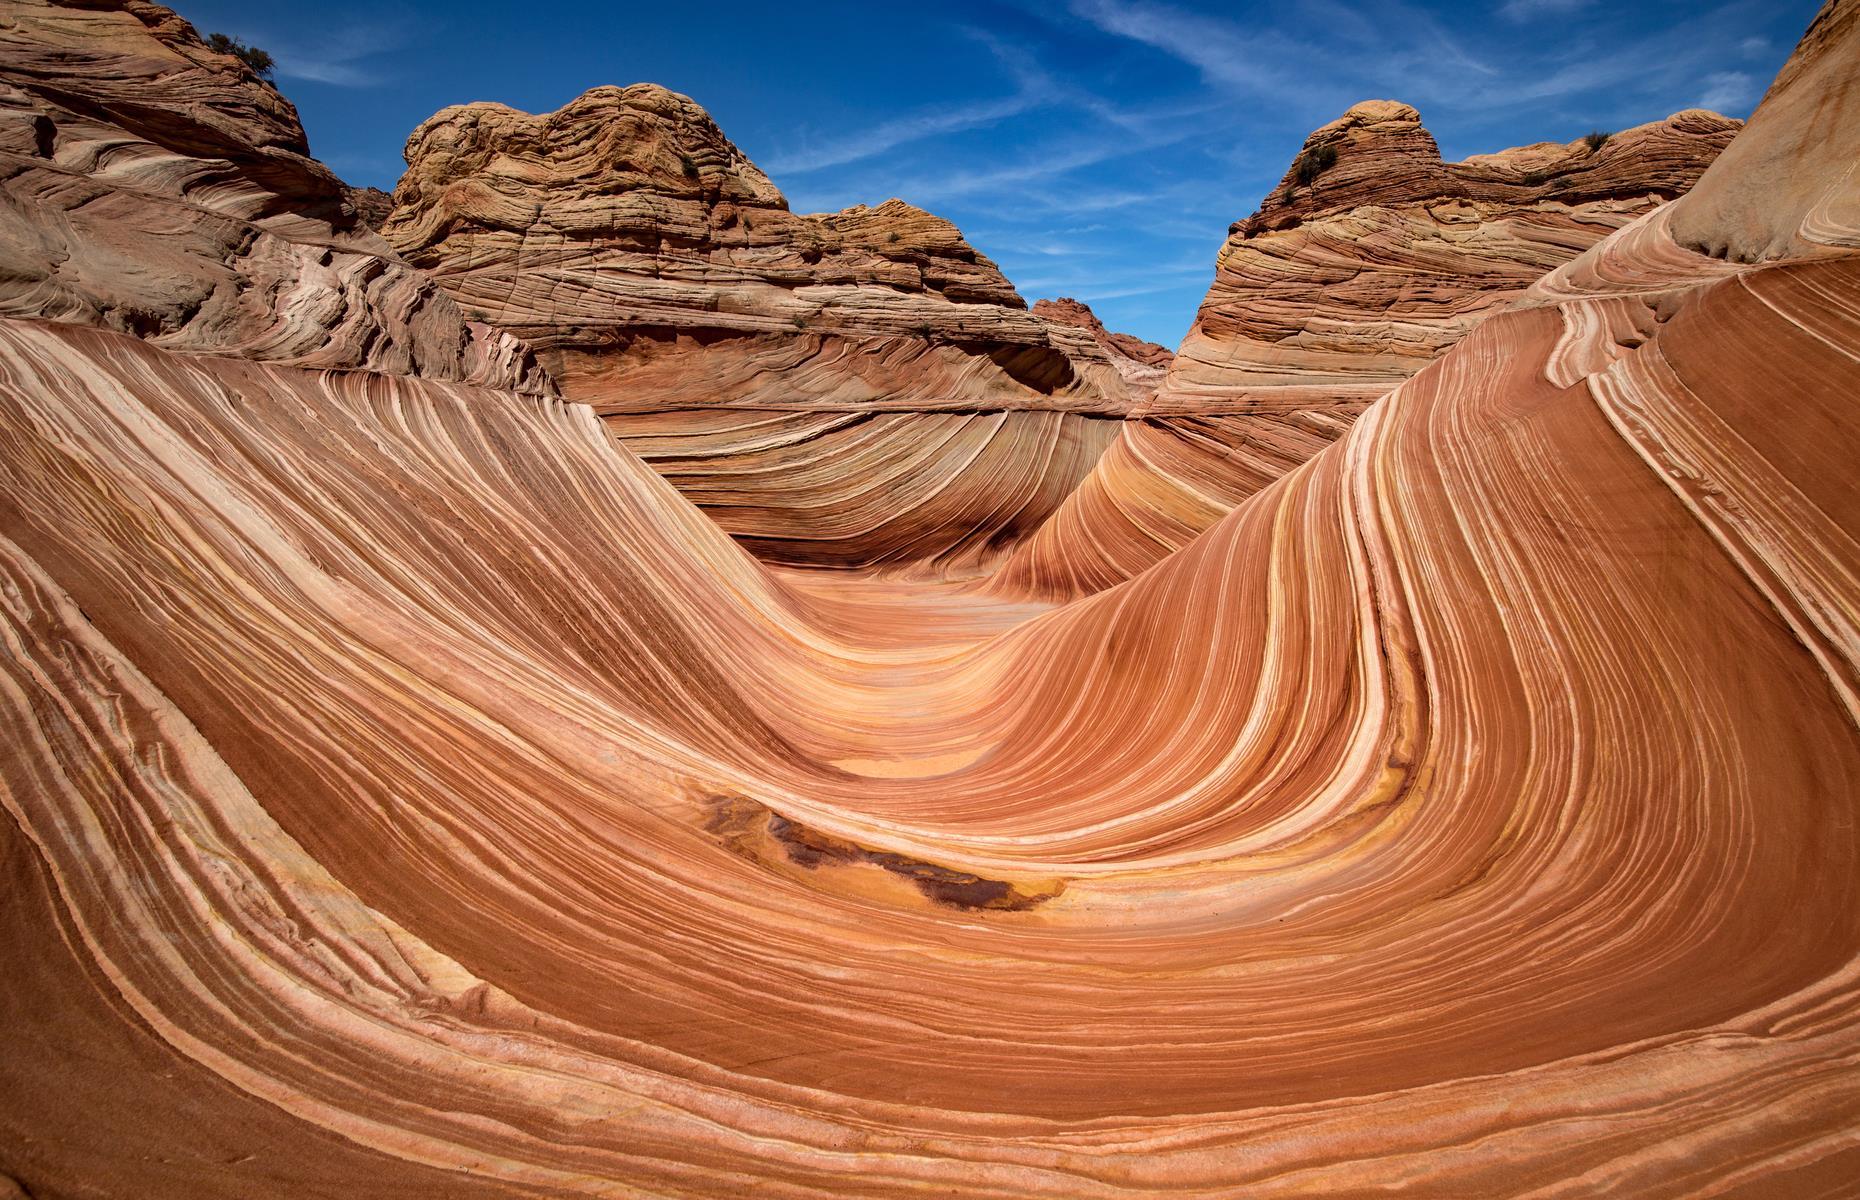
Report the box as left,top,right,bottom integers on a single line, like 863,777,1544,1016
764,812,1055,912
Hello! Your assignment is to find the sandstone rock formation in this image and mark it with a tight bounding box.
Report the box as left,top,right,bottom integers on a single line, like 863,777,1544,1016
1031,295,1174,392
991,103,1740,599
0,0,550,391
1172,101,1741,412
381,85,1146,572
343,183,395,229
5,1,1860,1197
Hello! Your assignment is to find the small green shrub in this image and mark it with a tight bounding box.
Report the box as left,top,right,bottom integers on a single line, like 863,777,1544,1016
791,315,809,330
678,153,698,177
887,232,901,244
1582,129,1612,152
911,322,934,340
205,32,274,79
1289,143,1338,187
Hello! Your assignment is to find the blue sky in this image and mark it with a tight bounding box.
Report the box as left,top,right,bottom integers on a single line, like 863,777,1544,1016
181,1,1816,345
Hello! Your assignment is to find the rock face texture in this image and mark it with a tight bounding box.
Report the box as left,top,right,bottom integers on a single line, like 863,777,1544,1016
1031,295,1174,392
382,86,1145,572
0,0,550,391
991,103,1741,599
7,1,1860,1197
1169,102,1741,413
343,184,395,229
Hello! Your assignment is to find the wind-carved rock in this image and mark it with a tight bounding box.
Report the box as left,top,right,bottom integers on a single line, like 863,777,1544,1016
0,0,552,392
991,101,1740,600
383,85,1151,573
1189,100,1742,411
1031,296,1174,394
4,1,1860,1195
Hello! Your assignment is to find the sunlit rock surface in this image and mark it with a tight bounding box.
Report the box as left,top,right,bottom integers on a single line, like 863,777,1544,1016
4,1,1860,1196
991,101,1740,600
1031,295,1175,393
0,0,550,392
382,86,1149,572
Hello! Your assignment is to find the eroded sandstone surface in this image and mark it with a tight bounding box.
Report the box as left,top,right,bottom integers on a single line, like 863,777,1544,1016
992,101,1740,599
4,0,1860,1196
0,0,550,391
382,86,1152,572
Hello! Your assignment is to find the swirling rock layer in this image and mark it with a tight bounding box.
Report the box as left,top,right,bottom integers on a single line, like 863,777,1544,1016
382,85,1154,571
995,102,1740,599
0,0,550,393
5,2,1860,1197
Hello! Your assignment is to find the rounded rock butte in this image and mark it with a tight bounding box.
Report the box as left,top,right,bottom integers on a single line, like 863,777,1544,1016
3,0,1860,1196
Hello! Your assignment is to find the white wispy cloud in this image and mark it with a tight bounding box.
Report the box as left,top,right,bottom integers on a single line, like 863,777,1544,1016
765,94,1046,175
1067,0,1297,94
1068,0,1495,112
824,134,1191,210
219,19,410,88
1698,70,1758,113
766,25,1075,175
276,55,375,87
765,24,1217,177
1498,0,1597,20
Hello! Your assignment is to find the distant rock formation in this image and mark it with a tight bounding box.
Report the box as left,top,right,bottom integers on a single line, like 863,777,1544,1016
343,185,396,230
382,85,1149,573
1173,101,1743,417
991,103,1740,600
1031,296,1174,393
0,0,550,393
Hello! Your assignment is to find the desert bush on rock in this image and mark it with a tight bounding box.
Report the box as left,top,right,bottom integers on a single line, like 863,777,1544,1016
205,32,274,79
1290,143,1338,186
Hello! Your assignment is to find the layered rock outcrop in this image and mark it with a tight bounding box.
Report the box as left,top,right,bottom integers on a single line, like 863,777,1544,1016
992,103,1741,599
0,0,550,391
1031,295,1174,392
6,1,1860,1196
1169,101,1741,412
382,85,1145,571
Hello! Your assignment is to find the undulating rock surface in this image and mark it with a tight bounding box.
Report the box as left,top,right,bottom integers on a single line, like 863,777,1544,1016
0,0,551,391
991,102,1740,600
5,1,1860,1196
381,85,1154,572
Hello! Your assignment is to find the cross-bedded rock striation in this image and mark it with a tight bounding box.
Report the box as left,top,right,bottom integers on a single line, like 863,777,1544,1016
3,2,1860,1196
0,0,551,391
382,84,1153,572
991,101,1740,600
